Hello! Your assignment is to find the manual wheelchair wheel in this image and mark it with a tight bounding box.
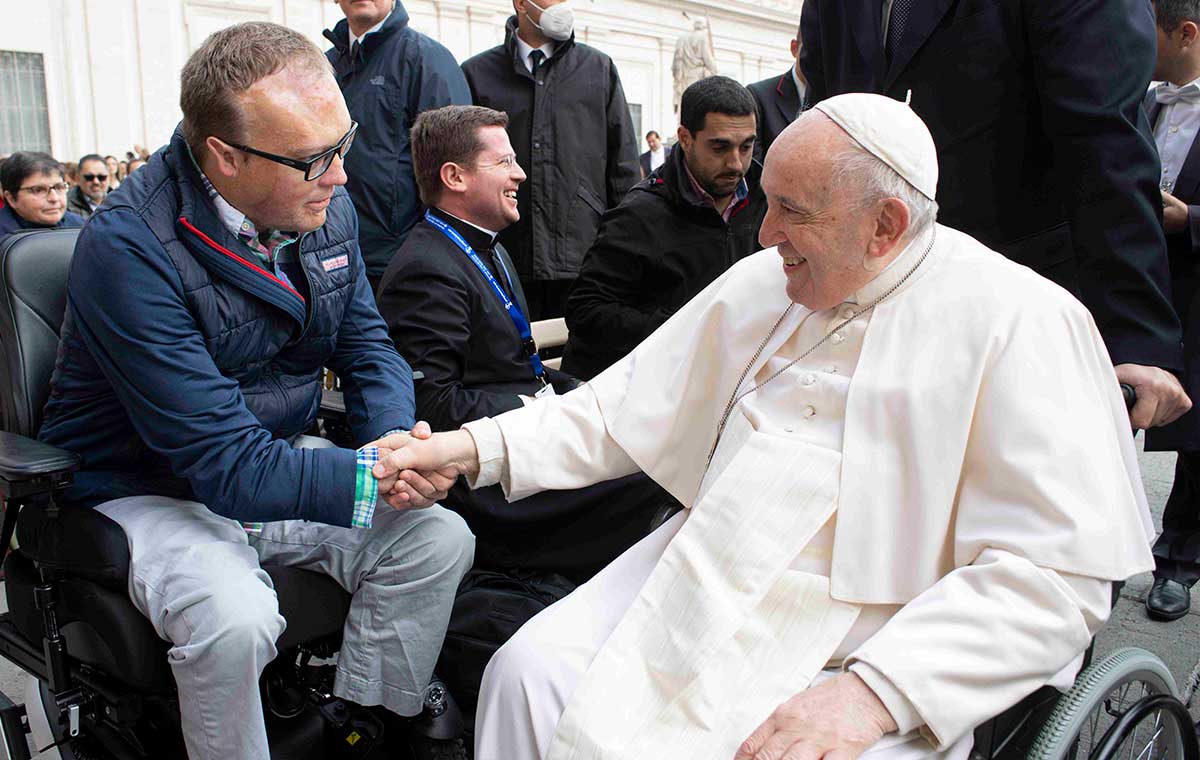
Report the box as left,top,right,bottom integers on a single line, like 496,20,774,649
1026,647,1190,760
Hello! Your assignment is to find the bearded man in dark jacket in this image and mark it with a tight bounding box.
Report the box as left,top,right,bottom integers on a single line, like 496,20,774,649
324,0,472,293
562,77,768,380
461,0,640,319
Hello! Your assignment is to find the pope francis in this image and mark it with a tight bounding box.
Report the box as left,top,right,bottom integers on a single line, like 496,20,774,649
374,93,1156,760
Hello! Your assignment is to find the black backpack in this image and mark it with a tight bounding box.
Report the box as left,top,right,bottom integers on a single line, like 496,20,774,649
436,568,577,727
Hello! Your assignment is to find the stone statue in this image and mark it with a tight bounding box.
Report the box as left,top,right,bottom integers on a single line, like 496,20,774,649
671,18,719,113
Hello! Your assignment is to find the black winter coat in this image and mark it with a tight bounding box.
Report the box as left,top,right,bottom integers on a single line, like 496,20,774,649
461,17,640,282
562,146,768,380
324,4,472,278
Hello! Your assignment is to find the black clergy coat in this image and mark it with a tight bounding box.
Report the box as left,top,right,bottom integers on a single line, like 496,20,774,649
376,212,669,581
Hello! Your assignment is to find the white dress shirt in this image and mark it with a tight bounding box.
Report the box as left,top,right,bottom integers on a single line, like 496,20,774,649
791,64,809,110
514,33,556,73
648,147,666,171
1153,77,1200,192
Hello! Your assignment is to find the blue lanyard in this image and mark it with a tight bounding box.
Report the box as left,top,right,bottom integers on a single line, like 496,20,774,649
425,211,546,382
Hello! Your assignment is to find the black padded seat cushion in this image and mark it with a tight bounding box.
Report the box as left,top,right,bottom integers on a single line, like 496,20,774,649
17,503,131,590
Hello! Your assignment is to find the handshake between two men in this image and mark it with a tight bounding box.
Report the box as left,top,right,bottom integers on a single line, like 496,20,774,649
371,425,479,510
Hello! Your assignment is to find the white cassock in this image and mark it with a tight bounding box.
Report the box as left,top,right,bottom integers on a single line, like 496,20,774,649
463,224,1155,760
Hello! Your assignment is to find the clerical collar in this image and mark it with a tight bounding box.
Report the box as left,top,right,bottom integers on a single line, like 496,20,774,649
847,224,935,306
433,209,499,251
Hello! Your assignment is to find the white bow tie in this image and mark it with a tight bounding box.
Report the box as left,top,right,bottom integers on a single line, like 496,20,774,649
1156,83,1200,106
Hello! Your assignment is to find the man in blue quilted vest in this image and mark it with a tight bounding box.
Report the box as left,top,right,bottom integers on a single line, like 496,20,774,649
37,22,474,760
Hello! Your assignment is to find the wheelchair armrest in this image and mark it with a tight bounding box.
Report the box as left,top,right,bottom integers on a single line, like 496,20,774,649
0,432,80,499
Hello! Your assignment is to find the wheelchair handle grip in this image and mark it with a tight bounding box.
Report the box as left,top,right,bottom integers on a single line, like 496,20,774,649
1120,383,1136,412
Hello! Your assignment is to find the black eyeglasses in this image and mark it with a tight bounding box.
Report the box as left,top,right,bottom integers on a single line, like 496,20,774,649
17,183,69,199
224,122,358,181
81,173,108,182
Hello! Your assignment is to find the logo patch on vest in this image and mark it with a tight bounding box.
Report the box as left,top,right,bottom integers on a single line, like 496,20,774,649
322,254,350,272
370,75,386,86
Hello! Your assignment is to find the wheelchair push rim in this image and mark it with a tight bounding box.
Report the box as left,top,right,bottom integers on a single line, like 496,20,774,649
1027,647,1190,760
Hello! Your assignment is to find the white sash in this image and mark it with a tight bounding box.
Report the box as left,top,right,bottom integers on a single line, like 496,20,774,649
547,411,862,760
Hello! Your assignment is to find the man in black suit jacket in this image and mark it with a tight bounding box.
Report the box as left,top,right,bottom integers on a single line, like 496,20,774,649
377,105,669,582
747,20,808,161
1144,0,1200,621
638,130,668,179
800,0,1190,430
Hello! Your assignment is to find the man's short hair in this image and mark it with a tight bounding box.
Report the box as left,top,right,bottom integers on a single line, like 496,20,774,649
78,153,105,170
179,22,334,159
680,76,757,135
1157,0,1200,30
646,130,660,140
410,105,511,207
0,152,64,196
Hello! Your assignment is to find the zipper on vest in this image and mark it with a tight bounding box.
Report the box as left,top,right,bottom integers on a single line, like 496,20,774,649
297,231,315,334
178,216,307,305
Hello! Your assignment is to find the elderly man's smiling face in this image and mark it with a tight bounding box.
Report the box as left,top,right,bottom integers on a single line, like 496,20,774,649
758,114,906,310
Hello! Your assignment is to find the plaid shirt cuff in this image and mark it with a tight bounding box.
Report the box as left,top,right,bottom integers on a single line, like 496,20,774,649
352,446,382,529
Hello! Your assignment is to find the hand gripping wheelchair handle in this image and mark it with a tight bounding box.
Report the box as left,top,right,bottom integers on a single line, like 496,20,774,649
1120,383,1136,412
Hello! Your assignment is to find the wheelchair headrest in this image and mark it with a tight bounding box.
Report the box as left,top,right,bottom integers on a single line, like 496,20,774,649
0,228,79,436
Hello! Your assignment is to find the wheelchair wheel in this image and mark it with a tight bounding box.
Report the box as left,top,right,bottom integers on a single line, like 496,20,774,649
1026,647,1186,760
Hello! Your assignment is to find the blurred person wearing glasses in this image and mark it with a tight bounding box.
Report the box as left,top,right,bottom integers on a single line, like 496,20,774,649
36,22,474,760
0,152,84,242
67,153,110,219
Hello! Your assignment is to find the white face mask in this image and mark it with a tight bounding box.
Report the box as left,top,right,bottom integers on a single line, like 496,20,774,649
525,0,574,42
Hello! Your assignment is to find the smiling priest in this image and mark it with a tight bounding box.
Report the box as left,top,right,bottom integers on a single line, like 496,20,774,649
374,93,1158,760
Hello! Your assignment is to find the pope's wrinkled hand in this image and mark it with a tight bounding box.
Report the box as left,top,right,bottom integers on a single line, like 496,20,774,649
366,422,456,510
1115,363,1192,430
372,428,481,510
733,673,897,760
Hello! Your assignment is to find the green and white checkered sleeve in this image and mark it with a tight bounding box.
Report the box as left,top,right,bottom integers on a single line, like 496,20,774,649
352,446,381,529
351,430,406,529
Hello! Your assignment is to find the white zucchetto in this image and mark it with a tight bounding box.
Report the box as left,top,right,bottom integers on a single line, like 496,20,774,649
813,93,939,201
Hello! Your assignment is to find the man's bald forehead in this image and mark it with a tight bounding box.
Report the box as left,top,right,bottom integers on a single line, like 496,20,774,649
239,64,348,154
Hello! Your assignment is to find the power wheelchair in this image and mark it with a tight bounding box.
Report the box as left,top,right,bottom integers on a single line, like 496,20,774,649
0,227,1191,760
0,228,464,759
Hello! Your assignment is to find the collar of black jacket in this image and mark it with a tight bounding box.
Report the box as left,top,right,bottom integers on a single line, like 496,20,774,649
503,14,575,73
645,142,764,218
429,208,499,253
323,1,411,58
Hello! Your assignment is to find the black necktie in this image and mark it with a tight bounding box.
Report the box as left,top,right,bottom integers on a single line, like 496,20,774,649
349,40,361,63
886,0,915,62
529,49,546,76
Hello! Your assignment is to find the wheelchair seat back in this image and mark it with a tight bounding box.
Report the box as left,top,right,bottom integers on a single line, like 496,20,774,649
0,228,79,437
